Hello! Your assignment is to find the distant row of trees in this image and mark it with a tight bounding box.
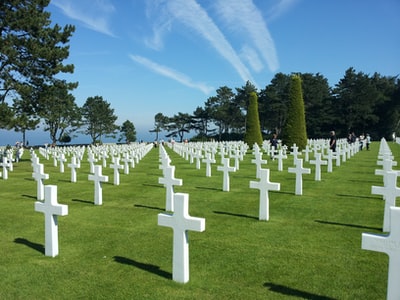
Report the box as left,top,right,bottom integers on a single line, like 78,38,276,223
151,68,400,142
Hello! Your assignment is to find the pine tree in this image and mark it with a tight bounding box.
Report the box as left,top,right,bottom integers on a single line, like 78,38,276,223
0,0,75,127
281,74,308,149
244,92,263,148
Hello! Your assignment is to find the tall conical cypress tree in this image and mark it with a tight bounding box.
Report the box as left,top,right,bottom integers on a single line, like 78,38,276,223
244,91,263,148
281,74,308,149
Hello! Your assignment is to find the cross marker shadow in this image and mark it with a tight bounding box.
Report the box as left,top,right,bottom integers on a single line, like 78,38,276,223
264,282,337,300
72,198,93,205
336,193,379,200
113,256,171,279
213,210,258,220
134,204,164,211
14,238,45,254
195,186,220,191
314,220,381,231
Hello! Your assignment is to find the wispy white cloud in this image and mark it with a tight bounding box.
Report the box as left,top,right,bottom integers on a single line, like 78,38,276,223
214,0,279,72
144,0,171,50
267,0,300,22
129,54,214,94
240,45,264,73
144,20,172,51
146,0,256,84
51,0,116,37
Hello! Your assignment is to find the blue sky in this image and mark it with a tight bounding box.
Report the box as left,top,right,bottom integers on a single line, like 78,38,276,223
2,0,400,145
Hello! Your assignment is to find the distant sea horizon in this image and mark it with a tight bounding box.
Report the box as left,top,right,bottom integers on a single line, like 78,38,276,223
0,128,174,147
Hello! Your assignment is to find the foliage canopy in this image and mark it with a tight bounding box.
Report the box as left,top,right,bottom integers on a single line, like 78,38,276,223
244,92,263,148
281,74,308,149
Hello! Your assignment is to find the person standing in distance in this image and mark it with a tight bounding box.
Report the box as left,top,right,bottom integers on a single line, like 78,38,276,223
329,131,337,152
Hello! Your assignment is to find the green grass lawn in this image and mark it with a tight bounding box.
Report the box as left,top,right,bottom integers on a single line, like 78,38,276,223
0,141,397,299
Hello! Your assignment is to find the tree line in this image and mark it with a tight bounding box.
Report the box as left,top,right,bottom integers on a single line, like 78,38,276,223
1,1,399,146
152,69,400,142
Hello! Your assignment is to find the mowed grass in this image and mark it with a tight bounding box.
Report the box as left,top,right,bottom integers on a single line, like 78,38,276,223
0,141,397,299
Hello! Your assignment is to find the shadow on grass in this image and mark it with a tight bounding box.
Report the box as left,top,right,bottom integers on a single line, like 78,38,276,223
336,193,379,200
349,178,382,184
213,210,258,220
234,174,256,180
195,186,220,191
22,194,37,200
14,238,45,254
314,220,381,231
58,179,72,183
72,198,93,205
113,256,171,279
134,204,164,211
263,282,337,300
142,183,164,189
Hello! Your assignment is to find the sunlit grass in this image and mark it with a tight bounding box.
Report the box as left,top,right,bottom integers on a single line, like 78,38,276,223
0,141,397,299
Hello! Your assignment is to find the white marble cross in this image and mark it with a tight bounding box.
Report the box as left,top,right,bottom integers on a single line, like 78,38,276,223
158,193,205,283
1,157,11,180
231,149,241,170
377,157,397,168
6,151,13,171
275,149,287,172
193,150,203,170
288,158,311,195
323,149,335,173
217,157,236,192
335,146,341,166
130,151,136,168
251,152,267,178
159,165,183,211
159,148,171,176
31,154,40,172
375,159,399,189
362,206,400,300
290,144,300,160
250,168,280,221
35,185,68,257
309,153,327,181
101,151,108,167
121,153,131,174
53,153,58,167
88,165,109,205
110,157,123,185
58,153,66,173
302,145,312,162
32,163,49,200
67,156,80,183
87,151,97,174
202,152,216,177
372,171,400,232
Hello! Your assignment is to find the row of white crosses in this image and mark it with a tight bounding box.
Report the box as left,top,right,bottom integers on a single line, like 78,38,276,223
87,143,154,204
0,156,13,180
31,143,154,258
168,139,367,219
171,142,282,221
36,143,151,186
172,141,242,191
362,138,400,299
158,144,205,283
0,146,18,179
158,145,182,211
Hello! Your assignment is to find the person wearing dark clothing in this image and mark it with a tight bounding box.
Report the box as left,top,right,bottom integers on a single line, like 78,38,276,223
329,131,337,152
270,134,278,149
270,134,278,158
